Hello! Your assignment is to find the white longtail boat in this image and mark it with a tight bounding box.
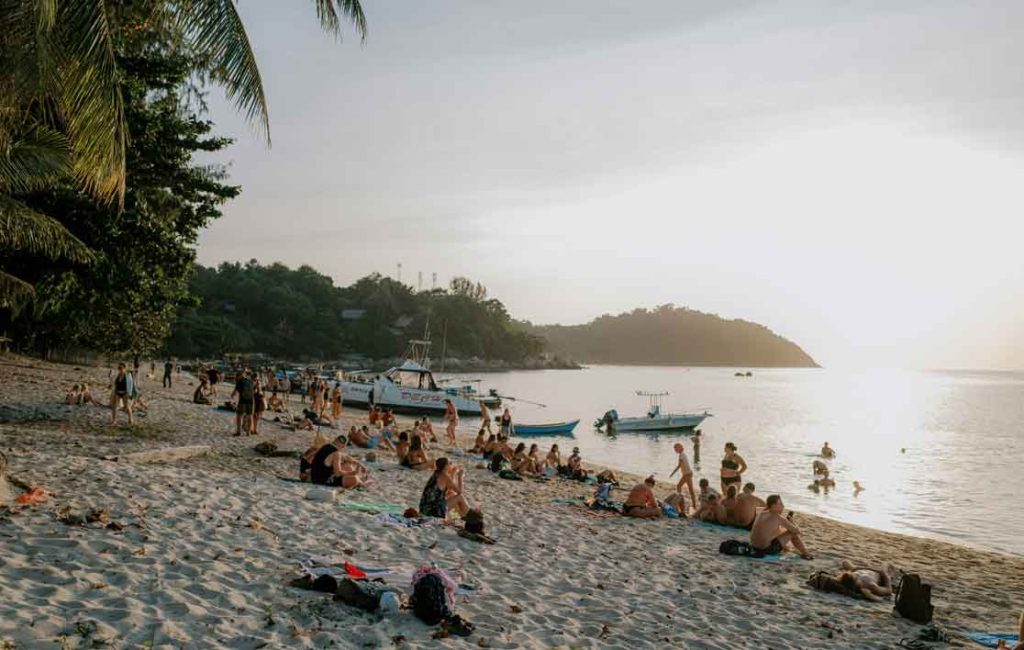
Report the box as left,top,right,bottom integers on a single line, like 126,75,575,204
595,391,710,433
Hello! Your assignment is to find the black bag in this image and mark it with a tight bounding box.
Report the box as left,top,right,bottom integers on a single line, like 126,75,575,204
410,574,452,625
894,573,933,623
718,539,761,557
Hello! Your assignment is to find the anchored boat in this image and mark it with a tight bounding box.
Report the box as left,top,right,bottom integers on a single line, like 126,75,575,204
595,392,709,433
338,340,500,416
510,420,579,437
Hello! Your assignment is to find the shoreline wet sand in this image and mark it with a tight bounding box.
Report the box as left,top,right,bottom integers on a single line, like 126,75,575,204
1,355,1021,649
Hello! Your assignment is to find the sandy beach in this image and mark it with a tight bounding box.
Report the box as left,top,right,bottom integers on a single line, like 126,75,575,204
1,355,1021,649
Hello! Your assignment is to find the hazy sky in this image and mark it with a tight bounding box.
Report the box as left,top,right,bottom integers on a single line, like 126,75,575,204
197,1,1024,369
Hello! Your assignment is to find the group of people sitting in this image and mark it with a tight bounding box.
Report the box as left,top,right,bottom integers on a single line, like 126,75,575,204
65,383,98,406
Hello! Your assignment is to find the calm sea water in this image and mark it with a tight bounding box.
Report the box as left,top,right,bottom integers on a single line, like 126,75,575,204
449,366,1024,556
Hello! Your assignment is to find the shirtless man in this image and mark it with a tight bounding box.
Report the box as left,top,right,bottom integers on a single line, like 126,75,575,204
821,442,835,458
622,476,662,519
730,482,766,529
750,495,813,560
478,400,492,435
669,442,697,510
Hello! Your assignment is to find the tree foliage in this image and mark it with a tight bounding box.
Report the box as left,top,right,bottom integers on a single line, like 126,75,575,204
167,264,545,363
1,20,239,356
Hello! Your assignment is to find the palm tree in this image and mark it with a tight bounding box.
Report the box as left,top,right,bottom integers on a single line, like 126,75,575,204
0,0,365,305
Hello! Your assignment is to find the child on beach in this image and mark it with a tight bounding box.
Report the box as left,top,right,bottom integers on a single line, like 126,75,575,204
669,441,697,510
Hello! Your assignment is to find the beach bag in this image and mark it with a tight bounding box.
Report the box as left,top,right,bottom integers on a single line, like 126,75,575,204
488,454,503,473
718,540,760,557
464,509,485,534
498,469,522,481
410,574,451,625
894,573,933,623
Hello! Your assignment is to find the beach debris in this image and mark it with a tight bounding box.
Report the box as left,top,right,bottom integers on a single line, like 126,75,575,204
509,605,523,614
14,486,49,505
599,624,611,639
253,441,277,456
476,637,490,648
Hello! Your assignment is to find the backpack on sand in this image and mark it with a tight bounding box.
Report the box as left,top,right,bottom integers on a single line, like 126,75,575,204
718,539,761,557
410,574,452,625
894,573,933,624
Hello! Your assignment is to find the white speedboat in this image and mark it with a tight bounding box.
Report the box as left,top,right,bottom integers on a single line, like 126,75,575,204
595,392,710,433
337,340,499,416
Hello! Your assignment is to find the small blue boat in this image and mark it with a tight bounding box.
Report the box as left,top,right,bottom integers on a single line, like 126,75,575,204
511,420,579,436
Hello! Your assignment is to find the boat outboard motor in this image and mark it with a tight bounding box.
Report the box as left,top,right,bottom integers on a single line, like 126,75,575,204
601,409,619,427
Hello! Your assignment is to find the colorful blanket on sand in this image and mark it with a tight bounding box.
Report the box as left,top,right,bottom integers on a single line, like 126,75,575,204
338,500,405,514
374,513,445,528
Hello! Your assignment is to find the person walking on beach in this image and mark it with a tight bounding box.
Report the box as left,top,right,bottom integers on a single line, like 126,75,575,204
110,362,134,425
231,368,256,436
669,441,697,510
720,442,747,496
750,495,813,560
443,398,459,446
162,358,173,388
331,383,343,420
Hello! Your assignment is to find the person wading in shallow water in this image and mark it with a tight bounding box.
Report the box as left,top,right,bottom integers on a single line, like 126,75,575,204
720,442,747,496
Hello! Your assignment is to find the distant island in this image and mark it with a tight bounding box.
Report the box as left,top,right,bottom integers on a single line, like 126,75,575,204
528,305,818,368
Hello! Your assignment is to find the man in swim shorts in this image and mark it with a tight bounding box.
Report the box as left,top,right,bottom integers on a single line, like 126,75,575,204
750,494,813,560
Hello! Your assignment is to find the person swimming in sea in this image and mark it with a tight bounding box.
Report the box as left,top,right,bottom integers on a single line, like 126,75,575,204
820,441,836,458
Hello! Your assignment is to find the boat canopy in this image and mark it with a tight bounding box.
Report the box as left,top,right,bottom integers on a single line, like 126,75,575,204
385,361,439,391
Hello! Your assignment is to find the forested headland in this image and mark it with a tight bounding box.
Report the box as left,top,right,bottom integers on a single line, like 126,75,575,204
165,263,552,366
529,305,818,368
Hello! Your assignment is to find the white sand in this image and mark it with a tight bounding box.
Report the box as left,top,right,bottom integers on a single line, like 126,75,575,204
0,355,1021,649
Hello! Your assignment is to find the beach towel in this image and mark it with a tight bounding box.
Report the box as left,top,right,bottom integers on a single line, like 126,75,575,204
14,487,48,505
965,632,1019,648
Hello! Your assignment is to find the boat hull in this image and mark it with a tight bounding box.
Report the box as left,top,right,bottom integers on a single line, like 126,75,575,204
600,413,708,433
511,420,579,436
338,379,489,415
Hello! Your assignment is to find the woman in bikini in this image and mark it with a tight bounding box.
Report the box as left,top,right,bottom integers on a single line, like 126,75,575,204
720,442,747,495
499,408,512,436
528,443,546,474
834,560,895,601
443,399,459,446
109,363,134,425
546,444,562,471
419,457,470,519
401,436,432,470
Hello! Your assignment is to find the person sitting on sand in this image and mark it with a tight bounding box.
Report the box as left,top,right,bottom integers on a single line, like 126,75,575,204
821,442,835,458
300,432,329,481
698,478,720,507
368,406,382,426
79,383,97,406
470,428,487,454
510,443,537,475
729,482,766,529
565,446,589,480
622,476,662,519
420,417,438,443
996,611,1024,650
350,425,372,448
720,442,747,496
401,436,432,470
696,492,727,523
528,443,547,474
65,384,81,404
419,457,471,519
268,392,285,413
546,444,562,471
382,408,396,428
750,495,813,560
481,434,500,459
669,441,697,509
193,379,212,405
310,435,364,488
395,431,411,462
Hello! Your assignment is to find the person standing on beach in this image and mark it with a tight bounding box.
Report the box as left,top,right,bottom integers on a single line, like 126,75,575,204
669,441,697,510
499,408,512,436
478,400,492,434
331,384,343,420
692,430,701,467
443,398,459,446
163,358,173,388
750,495,813,560
231,368,256,436
720,442,747,496
109,363,134,425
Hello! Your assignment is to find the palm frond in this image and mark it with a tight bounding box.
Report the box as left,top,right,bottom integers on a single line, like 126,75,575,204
55,0,128,204
0,194,94,263
0,125,71,192
182,0,270,143
313,0,367,41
